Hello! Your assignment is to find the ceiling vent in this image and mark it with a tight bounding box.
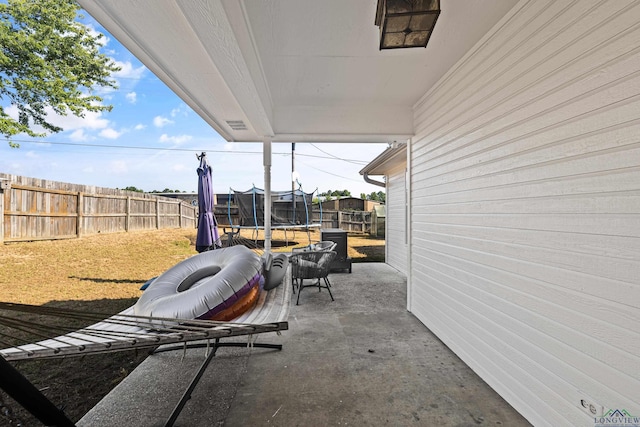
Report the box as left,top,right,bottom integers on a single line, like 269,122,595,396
225,120,248,131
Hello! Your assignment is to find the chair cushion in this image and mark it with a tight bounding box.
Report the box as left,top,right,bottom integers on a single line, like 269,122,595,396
297,258,319,270
317,253,333,268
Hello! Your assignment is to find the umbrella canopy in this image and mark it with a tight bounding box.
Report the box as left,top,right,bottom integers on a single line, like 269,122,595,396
195,153,221,252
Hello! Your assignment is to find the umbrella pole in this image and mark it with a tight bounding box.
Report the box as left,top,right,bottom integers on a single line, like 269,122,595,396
263,137,272,253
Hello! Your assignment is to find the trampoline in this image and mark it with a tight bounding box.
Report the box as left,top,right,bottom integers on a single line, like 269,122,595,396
224,186,322,246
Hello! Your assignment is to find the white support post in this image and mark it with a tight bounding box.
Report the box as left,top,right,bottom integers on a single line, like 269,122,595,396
263,137,272,253
405,137,413,313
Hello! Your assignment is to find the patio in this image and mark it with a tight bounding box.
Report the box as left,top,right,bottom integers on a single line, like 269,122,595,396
79,263,530,426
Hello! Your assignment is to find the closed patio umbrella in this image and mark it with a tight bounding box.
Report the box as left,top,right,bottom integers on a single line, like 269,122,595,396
196,152,221,252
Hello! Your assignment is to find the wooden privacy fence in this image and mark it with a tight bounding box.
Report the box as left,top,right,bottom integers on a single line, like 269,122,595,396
311,210,372,233
1,174,197,243
212,205,373,234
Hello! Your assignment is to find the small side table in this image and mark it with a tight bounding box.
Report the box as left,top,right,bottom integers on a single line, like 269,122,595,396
320,228,352,273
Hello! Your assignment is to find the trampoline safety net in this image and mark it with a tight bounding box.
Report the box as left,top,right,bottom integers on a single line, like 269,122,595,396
231,187,317,228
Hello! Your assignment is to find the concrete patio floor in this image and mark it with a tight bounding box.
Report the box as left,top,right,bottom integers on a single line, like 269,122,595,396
79,263,531,426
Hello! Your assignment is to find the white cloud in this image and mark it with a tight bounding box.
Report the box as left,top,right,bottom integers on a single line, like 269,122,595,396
4,104,110,135
134,123,146,130
112,60,146,80
85,24,109,47
70,129,89,141
153,116,174,128
89,60,145,97
109,160,128,174
99,128,122,139
170,104,189,118
171,164,187,172
4,104,18,119
125,92,137,104
51,108,109,131
159,134,192,144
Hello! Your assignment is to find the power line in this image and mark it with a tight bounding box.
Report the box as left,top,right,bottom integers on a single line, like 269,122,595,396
6,138,373,164
294,152,367,163
294,158,363,182
309,143,368,165
6,139,259,154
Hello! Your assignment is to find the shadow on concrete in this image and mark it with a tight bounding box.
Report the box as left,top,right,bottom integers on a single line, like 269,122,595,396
79,264,531,427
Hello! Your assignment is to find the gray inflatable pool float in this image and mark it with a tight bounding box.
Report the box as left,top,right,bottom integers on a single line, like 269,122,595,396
134,245,263,322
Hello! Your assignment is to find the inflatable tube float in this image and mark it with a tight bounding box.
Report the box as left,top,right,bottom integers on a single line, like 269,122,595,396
134,245,263,323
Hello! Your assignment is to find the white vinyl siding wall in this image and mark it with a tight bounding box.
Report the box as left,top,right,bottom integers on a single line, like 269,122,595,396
409,1,640,426
386,165,408,275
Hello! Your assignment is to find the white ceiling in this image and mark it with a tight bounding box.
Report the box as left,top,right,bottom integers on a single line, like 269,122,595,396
79,0,519,143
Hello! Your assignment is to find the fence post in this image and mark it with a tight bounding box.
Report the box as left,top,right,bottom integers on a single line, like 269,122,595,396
0,180,5,244
179,201,183,228
77,192,83,238
125,196,131,232
156,198,160,229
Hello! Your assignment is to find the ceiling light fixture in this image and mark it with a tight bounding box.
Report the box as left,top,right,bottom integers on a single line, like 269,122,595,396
375,0,440,49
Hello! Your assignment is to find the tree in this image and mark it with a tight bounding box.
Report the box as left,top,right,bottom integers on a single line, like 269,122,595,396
366,191,386,203
150,188,185,193
123,186,143,193
0,0,120,146
319,189,351,198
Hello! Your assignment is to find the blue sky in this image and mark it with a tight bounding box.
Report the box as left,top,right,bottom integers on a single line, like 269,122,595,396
0,13,388,197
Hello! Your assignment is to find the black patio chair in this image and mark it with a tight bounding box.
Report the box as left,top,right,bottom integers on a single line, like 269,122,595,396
289,250,337,305
290,241,337,294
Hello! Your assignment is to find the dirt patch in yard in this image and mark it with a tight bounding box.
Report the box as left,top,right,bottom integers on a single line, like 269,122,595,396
0,228,384,425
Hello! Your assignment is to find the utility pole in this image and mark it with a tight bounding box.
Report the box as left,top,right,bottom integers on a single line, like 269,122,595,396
291,142,296,223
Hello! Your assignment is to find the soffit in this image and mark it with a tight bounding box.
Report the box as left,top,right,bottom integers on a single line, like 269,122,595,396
79,0,519,143
360,143,407,175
